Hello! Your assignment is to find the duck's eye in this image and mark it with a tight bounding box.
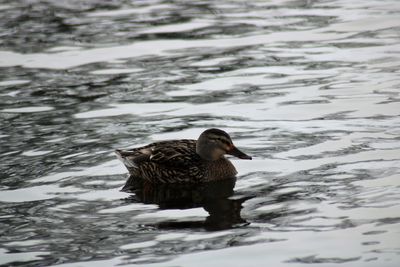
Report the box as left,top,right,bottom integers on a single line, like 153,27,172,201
218,138,230,145
213,137,222,143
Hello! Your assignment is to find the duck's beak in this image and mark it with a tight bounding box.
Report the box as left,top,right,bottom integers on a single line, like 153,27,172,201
227,145,252,160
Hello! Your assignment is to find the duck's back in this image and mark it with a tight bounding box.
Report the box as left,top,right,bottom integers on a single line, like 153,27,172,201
116,139,238,184
116,140,203,183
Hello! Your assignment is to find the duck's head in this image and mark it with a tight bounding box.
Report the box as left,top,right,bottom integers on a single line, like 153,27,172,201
196,128,252,161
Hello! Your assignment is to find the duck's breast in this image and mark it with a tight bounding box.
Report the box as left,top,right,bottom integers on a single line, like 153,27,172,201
205,158,238,181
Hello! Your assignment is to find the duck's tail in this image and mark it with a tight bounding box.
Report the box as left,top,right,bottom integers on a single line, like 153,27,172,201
115,149,140,168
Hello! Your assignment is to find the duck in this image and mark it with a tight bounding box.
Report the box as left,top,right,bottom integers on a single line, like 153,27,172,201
115,128,252,184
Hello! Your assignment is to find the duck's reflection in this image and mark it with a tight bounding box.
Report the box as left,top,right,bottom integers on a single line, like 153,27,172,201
123,177,250,231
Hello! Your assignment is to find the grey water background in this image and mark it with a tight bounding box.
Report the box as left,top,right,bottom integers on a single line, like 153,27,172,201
1,0,400,266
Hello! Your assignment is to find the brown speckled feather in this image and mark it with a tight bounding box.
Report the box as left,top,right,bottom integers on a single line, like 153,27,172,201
115,139,237,184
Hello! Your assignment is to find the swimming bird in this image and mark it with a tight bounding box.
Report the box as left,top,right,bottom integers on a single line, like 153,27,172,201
115,128,252,184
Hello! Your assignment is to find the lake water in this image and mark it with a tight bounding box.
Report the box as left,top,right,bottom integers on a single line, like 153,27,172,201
1,0,400,266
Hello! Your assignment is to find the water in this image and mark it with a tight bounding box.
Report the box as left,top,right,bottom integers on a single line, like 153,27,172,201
1,0,400,266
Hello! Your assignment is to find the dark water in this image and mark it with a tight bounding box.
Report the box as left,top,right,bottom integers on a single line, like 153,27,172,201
1,0,400,266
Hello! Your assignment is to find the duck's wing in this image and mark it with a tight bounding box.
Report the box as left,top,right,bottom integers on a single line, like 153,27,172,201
115,139,198,168
148,139,199,167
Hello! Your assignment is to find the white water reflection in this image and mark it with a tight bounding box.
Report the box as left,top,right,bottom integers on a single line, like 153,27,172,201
90,68,143,75
74,98,400,120
1,106,54,113
0,30,355,69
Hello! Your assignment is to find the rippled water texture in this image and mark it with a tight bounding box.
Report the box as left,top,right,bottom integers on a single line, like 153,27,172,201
1,0,400,266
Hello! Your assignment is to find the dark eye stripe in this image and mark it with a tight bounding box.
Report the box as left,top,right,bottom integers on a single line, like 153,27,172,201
209,134,231,145
215,137,230,145
221,139,230,145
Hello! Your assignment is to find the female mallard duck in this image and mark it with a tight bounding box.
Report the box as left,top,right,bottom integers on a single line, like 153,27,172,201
115,128,252,184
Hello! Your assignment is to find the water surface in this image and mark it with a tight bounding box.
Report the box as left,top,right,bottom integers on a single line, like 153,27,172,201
1,0,400,266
